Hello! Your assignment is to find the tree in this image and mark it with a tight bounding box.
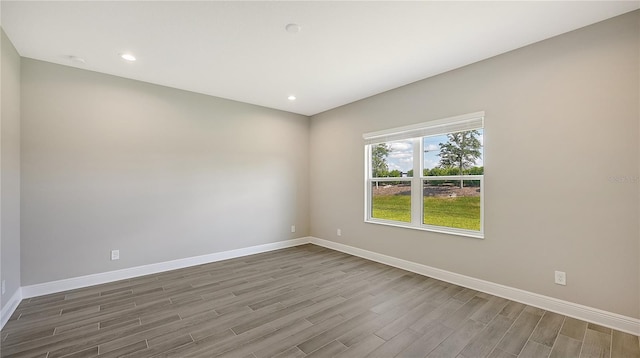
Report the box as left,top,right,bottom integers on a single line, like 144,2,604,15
388,169,402,177
371,144,390,177
438,130,482,187
468,166,484,175
388,169,402,185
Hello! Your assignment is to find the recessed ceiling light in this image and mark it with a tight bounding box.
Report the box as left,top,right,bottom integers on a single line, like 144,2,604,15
120,53,136,62
288,95,296,101
285,24,302,34
67,55,85,64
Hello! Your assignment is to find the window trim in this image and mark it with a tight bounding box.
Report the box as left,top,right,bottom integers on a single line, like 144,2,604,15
363,111,484,145
363,112,485,239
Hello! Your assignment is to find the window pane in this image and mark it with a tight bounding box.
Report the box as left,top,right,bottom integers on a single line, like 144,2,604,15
423,179,481,230
371,140,413,178
423,129,483,175
371,181,412,222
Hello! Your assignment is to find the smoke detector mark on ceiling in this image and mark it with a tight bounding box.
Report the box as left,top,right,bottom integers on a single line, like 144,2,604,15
285,23,302,34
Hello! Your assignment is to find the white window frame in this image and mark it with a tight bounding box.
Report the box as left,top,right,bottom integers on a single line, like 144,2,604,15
364,111,484,239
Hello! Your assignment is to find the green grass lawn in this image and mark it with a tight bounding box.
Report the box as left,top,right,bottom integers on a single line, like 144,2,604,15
372,195,480,230
371,195,412,223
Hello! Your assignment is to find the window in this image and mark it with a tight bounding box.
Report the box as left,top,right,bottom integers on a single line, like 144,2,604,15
364,112,484,238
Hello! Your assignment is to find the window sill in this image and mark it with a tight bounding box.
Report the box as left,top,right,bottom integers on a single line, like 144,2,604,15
365,219,484,239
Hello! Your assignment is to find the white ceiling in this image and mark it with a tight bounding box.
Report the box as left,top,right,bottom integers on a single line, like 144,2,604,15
2,1,638,116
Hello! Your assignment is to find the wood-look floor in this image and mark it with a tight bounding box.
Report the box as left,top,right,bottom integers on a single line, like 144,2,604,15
1,244,638,358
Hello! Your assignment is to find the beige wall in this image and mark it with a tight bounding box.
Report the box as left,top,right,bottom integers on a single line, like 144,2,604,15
310,11,640,318
1,28,22,306
20,59,310,284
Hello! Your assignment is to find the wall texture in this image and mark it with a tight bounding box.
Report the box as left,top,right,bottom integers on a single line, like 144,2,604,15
21,59,310,285
310,11,640,318
1,29,22,307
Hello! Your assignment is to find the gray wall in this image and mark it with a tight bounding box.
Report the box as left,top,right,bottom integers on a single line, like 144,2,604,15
309,11,640,318
21,59,310,284
9,10,640,321
1,28,21,306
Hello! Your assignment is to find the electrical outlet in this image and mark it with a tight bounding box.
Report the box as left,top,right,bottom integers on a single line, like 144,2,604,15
337,228,342,236
291,225,296,233
1,280,5,295
111,249,120,261
554,271,566,285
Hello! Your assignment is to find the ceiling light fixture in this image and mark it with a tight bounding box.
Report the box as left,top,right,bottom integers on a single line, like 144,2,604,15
120,53,136,62
67,55,86,64
288,95,296,101
285,23,302,34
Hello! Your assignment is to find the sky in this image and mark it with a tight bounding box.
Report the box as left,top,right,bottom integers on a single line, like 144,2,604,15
386,131,484,173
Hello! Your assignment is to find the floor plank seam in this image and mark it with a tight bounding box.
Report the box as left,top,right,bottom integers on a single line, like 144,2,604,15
546,315,565,358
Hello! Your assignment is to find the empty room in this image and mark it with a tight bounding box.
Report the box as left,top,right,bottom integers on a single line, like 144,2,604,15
1,1,639,357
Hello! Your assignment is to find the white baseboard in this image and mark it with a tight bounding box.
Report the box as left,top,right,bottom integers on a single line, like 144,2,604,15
1,287,23,329
308,237,640,336
21,238,311,299
9,236,640,336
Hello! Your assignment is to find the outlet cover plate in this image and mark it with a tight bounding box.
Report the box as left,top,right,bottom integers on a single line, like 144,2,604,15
554,271,566,285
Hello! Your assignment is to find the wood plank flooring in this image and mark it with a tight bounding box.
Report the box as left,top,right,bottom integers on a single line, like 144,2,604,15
1,244,638,358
